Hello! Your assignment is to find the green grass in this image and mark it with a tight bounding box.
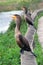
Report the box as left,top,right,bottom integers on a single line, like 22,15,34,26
0,19,27,65
0,0,42,5
0,0,43,11
0,12,43,65
34,33,43,65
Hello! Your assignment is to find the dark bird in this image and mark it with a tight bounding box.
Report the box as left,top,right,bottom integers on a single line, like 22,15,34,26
22,6,32,15
22,6,36,29
12,14,37,57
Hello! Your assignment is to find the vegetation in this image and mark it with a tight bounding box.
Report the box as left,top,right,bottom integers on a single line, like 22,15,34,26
0,11,43,65
0,0,43,65
0,19,27,65
0,0,43,11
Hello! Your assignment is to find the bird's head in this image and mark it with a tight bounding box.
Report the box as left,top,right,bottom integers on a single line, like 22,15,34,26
12,14,21,24
21,6,28,14
12,14,21,29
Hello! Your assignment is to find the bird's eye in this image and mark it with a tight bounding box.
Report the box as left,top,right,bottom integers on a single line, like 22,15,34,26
12,15,17,20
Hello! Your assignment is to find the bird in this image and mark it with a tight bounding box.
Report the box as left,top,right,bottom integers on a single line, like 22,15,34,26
12,14,37,57
22,6,36,29
22,6,32,15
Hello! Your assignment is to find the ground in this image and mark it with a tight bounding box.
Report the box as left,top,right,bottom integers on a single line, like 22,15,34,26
37,16,43,49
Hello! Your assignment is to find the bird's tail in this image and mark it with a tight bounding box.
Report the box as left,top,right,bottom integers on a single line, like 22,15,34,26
31,51,37,57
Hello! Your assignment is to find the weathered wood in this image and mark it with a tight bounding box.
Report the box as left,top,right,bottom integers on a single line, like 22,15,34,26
21,51,37,65
31,9,43,21
37,17,43,50
21,11,37,65
21,26,37,65
25,26,36,51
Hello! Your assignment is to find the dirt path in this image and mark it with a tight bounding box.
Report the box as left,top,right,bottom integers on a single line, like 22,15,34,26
37,16,43,49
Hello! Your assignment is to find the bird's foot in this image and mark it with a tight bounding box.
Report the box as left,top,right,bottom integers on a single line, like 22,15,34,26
20,49,24,54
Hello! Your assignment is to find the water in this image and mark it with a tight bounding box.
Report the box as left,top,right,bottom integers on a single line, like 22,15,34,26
0,10,23,33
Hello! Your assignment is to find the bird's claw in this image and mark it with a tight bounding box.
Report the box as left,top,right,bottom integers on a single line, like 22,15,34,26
20,49,24,54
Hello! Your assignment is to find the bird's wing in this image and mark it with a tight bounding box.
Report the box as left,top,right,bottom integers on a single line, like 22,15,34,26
19,35,31,49
19,34,37,57
26,15,33,24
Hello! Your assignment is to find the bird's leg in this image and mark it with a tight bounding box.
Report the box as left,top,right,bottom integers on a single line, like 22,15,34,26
20,48,24,54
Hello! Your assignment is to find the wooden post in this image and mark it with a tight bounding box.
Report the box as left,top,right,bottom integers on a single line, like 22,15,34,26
21,51,37,65
21,26,37,65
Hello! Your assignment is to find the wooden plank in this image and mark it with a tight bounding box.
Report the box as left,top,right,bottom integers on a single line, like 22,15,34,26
21,51,37,65
21,26,37,65
31,9,43,21
25,25,36,51
37,17,43,49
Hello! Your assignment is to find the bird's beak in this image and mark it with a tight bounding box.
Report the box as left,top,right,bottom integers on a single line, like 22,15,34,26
12,15,16,20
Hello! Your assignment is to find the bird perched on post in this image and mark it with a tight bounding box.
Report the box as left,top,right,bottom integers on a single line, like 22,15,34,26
12,14,37,57
22,6,32,16
22,6,36,29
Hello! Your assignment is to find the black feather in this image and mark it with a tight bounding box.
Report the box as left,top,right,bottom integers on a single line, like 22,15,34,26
19,35,31,51
19,35,37,57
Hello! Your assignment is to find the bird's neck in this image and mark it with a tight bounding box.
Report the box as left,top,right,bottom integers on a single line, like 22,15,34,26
15,19,21,35
15,24,20,35
25,10,28,14
16,22,20,30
